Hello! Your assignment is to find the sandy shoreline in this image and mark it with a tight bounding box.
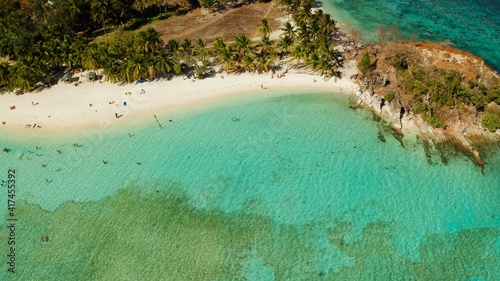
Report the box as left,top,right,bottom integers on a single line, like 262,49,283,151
0,61,359,136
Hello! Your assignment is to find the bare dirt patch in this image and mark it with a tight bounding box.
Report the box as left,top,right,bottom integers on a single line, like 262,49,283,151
153,2,284,44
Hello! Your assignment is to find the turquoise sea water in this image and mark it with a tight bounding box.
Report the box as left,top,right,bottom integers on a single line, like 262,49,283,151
322,0,500,71
0,90,499,279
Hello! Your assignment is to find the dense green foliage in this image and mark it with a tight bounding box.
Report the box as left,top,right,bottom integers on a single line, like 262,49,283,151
358,53,370,75
402,67,500,111
481,113,500,132
0,0,180,91
384,48,500,128
384,92,394,103
0,0,342,93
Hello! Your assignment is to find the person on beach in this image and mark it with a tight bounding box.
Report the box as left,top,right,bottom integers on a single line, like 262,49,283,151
46,179,48,183
57,150,61,154
2,121,5,125
31,101,34,106
128,133,131,137
53,168,58,171
36,153,39,157
42,164,45,167
90,104,93,107
103,160,106,164
115,113,118,118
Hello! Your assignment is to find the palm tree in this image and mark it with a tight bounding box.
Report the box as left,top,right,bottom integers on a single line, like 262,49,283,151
289,45,304,67
280,22,295,39
240,54,255,72
127,54,148,82
213,37,227,55
307,51,320,70
276,0,293,19
258,35,274,57
217,47,235,71
179,38,193,56
0,62,10,87
316,35,331,54
153,50,173,76
103,64,121,83
135,0,146,15
69,39,87,68
82,44,102,75
319,14,336,36
90,0,108,36
255,55,275,73
137,28,164,54
167,39,180,55
233,34,252,58
258,18,272,36
194,39,206,56
296,23,309,42
315,59,339,79
11,61,40,92
278,35,294,56
294,4,313,24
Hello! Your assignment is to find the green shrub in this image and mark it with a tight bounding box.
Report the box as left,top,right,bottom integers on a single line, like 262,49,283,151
412,83,427,96
486,89,500,103
467,80,476,89
470,90,485,109
358,53,371,75
394,57,408,72
443,53,451,58
173,64,182,74
411,65,425,81
481,113,500,131
428,115,446,128
414,102,429,115
385,92,395,103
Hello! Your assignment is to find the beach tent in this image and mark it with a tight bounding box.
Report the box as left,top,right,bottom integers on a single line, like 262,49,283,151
62,73,73,82
86,71,96,81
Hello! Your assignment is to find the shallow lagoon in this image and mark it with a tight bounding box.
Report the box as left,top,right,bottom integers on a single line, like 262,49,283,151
0,90,498,280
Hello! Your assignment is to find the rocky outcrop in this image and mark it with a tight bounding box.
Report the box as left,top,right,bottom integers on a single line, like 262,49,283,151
352,86,499,166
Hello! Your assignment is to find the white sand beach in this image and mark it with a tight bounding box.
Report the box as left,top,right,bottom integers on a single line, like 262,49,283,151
0,61,359,135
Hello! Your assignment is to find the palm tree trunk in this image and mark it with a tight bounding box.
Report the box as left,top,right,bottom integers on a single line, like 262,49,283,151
102,19,107,36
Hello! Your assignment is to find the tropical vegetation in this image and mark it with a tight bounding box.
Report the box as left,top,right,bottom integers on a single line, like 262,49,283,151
359,41,500,130
0,0,344,94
